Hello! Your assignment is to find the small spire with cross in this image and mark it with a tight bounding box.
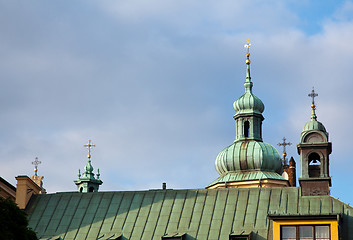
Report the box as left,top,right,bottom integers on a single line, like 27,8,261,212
32,157,42,176
308,87,318,120
278,137,292,166
84,139,95,160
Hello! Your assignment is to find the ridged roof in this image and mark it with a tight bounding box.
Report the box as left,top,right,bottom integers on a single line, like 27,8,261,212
215,141,283,175
300,104,328,141
233,65,264,115
26,188,353,240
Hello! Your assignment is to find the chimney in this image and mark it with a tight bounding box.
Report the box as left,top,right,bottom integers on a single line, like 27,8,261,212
162,182,166,190
288,157,296,187
15,175,42,209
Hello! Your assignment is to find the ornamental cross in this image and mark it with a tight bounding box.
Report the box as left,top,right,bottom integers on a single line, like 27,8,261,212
84,140,95,159
32,157,41,176
278,137,292,153
244,38,251,53
308,87,318,105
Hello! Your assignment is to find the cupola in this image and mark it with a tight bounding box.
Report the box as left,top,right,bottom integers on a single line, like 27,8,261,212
74,140,102,193
207,40,288,189
297,88,332,196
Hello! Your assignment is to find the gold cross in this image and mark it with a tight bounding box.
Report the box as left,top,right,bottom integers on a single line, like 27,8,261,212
84,140,95,159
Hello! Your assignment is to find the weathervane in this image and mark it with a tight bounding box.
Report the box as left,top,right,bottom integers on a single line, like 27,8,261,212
84,140,95,160
32,157,41,176
278,137,292,166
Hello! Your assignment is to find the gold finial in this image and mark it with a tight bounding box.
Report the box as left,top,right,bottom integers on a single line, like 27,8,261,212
84,140,95,160
32,157,41,176
244,38,251,65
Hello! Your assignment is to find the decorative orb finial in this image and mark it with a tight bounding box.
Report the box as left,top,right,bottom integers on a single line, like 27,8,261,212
244,38,251,65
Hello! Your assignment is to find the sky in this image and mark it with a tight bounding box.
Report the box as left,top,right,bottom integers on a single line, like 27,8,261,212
1,0,353,203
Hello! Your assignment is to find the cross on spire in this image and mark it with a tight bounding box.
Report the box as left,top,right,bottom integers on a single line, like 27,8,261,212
278,137,292,165
308,87,318,106
244,38,251,54
84,139,95,160
32,157,41,176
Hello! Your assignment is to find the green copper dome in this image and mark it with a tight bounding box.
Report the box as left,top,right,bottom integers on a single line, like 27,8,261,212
233,65,264,115
233,83,264,114
301,105,328,140
303,119,326,133
215,141,282,175
207,47,287,189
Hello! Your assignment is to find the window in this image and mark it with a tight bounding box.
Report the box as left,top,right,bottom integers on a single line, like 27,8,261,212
244,121,250,137
281,225,330,240
308,152,321,177
271,217,339,240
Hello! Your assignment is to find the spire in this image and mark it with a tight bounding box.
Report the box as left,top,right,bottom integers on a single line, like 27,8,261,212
244,38,253,93
308,87,318,120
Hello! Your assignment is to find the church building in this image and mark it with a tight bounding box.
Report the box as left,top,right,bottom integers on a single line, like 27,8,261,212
12,43,353,239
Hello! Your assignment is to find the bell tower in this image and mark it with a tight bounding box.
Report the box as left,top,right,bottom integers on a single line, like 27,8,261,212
297,88,331,196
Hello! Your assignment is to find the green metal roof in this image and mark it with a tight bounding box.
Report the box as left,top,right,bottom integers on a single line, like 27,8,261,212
207,171,286,188
215,141,283,175
27,188,353,240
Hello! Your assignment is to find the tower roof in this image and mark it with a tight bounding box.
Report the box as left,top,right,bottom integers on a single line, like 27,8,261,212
301,88,328,142
74,140,102,192
208,40,286,189
233,44,264,115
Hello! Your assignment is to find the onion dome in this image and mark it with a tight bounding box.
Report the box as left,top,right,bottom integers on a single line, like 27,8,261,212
215,141,282,175
233,64,264,115
207,40,287,189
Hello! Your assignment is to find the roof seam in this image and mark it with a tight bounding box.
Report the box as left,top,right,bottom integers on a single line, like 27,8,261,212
151,191,167,238
84,193,105,239
109,192,125,232
195,190,208,238
206,189,219,239
130,192,146,238
44,194,63,234
217,189,229,239
140,191,156,239
96,193,115,237
176,190,187,230
187,190,199,230
73,194,94,240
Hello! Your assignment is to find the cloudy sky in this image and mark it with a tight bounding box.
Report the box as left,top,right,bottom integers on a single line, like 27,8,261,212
1,1,353,203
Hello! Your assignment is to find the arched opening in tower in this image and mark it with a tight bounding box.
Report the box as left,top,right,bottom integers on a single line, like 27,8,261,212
308,152,321,178
244,121,250,138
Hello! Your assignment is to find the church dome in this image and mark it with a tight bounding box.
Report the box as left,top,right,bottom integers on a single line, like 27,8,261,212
302,119,326,133
300,96,328,140
233,82,264,115
215,141,282,175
